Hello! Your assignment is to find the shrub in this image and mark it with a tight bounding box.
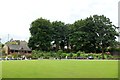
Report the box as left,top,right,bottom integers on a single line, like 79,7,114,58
107,55,113,59
32,53,39,59
51,52,56,58
104,54,108,59
2,49,6,56
7,55,12,58
69,53,73,58
25,54,32,59
57,50,63,53
11,53,18,58
73,54,77,59
43,54,50,59
80,52,87,59
76,51,81,57
61,53,67,59
56,50,63,58
110,48,120,52
2,56,5,58
93,54,100,59
18,54,22,58
67,53,73,59
97,53,102,59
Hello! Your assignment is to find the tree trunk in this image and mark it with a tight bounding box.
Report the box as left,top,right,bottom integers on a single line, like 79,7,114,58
56,41,59,51
66,40,70,52
102,48,105,59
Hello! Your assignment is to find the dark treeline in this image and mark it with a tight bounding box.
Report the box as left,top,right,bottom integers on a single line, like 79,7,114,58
28,15,119,54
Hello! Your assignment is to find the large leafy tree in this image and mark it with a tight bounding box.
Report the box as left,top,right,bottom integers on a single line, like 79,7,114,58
28,18,53,51
52,21,70,51
71,15,119,54
81,15,118,57
28,15,118,55
86,15,118,53
92,15,119,58
69,19,87,52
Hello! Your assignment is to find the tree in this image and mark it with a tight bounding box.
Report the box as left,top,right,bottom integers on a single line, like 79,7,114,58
95,15,117,54
52,21,69,51
28,18,53,51
70,15,119,55
69,19,88,52
28,15,118,56
82,15,119,58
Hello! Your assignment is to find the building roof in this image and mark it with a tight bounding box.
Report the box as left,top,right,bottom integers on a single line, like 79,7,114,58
6,41,31,51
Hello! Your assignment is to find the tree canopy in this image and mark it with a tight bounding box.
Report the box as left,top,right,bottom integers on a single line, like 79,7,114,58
28,18,53,51
28,15,119,53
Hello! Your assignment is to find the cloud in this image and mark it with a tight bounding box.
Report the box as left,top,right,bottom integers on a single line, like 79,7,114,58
0,0,119,43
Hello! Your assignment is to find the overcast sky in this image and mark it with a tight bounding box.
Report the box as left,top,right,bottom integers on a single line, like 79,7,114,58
0,0,119,43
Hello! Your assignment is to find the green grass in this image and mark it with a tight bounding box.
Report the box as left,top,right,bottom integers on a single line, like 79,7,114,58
2,60,118,78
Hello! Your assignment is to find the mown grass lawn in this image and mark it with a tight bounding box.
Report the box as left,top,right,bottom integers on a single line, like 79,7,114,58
2,60,118,78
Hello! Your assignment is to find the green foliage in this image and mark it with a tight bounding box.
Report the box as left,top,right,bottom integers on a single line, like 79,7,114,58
1,56,4,58
43,53,50,59
61,53,67,58
1,49,115,60
92,54,100,59
67,53,73,58
1,49,6,56
11,53,18,58
28,18,52,51
32,53,39,59
57,50,63,53
7,55,12,58
25,54,32,59
52,21,68,51
97,54,102,59
56,50,63,57
28,15,118,54
80,53,86,59
110,48,120,52
76,51,81,57
73,54,77,59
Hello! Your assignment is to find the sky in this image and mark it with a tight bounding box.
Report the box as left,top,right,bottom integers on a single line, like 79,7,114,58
0,0,119,43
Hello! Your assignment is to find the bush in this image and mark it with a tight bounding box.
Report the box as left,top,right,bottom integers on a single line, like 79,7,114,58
56,50,63,58
25,54,32,59
97,53,102,59
61,53,67,59
110,48,120,52
93,54,100,59
107,55,113,59
80,52,87,59
2,49,6,56
76,51,81,57
57,50,63,53
7,55,12,58
43,56,49,59
104,54,108,59
73,54,77,59
32,53,39,59
2,56,6,60
39,53,44,58
18,54,22,58
67,53,73,59
11,53,18,58
32,50,43,54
